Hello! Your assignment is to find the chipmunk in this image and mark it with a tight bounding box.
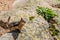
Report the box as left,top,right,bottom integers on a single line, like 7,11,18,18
9,18,26,32
0,17,26,35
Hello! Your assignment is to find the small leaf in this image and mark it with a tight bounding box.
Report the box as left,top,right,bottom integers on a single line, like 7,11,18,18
29,16,35,21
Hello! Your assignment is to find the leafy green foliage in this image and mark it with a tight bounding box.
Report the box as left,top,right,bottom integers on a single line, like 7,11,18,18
49,26,60,36
36,6,60,36
36,6,56,21
29,16,35,21
49,26,55,31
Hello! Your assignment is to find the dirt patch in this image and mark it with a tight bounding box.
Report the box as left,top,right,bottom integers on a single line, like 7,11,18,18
0,0,15,11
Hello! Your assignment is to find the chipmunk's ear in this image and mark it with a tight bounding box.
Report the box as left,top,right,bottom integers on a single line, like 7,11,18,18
8,16,11,23
20,18,26,23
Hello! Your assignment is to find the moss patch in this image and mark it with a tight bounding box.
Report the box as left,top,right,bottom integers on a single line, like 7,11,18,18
29,16,35,21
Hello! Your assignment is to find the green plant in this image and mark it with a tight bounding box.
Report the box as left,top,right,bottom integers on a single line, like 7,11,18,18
36,6,60,36
36,6,56,21
58,0,60,1
49,26,60,36
29,16,35,21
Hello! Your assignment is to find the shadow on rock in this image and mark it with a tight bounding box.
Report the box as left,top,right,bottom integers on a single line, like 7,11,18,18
9,29,21,40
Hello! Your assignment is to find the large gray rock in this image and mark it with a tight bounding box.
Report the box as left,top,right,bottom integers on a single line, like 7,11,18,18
0,8,53,40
